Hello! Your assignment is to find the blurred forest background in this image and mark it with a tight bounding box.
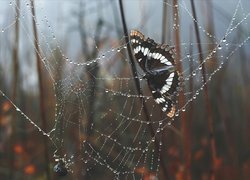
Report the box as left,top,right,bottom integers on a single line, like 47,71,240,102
0,0,250,180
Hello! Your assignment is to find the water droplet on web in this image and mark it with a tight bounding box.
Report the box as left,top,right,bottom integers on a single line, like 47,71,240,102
43,132,47,136
186,54,190,58
222,38,226,42
218,45,222,50
1,29,4,33
9,2,12,5
102,54,105,58
192,71,196,76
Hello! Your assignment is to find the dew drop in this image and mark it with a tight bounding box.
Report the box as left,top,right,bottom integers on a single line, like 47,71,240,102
43,132,47,136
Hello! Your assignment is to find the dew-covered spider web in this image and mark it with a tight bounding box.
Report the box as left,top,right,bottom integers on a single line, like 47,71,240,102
0,0,250,179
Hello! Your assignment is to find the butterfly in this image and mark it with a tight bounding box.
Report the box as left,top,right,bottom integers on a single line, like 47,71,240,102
130,30,180,118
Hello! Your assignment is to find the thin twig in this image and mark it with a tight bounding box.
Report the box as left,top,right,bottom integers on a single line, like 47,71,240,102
187,25,194,180
190,0,217,179
161,0,168,43
9,0,20,179
172,0,190,179
118,0,169,179
30,0,51,179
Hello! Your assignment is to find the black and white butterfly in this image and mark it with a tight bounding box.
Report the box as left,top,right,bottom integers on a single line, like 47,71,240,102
130,30,180,118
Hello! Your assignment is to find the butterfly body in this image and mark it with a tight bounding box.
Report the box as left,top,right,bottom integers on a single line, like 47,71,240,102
130,30,180,118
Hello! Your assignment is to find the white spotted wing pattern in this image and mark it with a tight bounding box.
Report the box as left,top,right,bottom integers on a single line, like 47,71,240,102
130,30,180,118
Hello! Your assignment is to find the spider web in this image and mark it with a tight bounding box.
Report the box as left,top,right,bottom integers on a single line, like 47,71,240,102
0,0,249,179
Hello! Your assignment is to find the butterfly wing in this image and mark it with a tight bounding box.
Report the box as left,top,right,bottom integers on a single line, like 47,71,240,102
147,71,179,118
130,30,157,71
146,45,179,118
130,30,180,118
